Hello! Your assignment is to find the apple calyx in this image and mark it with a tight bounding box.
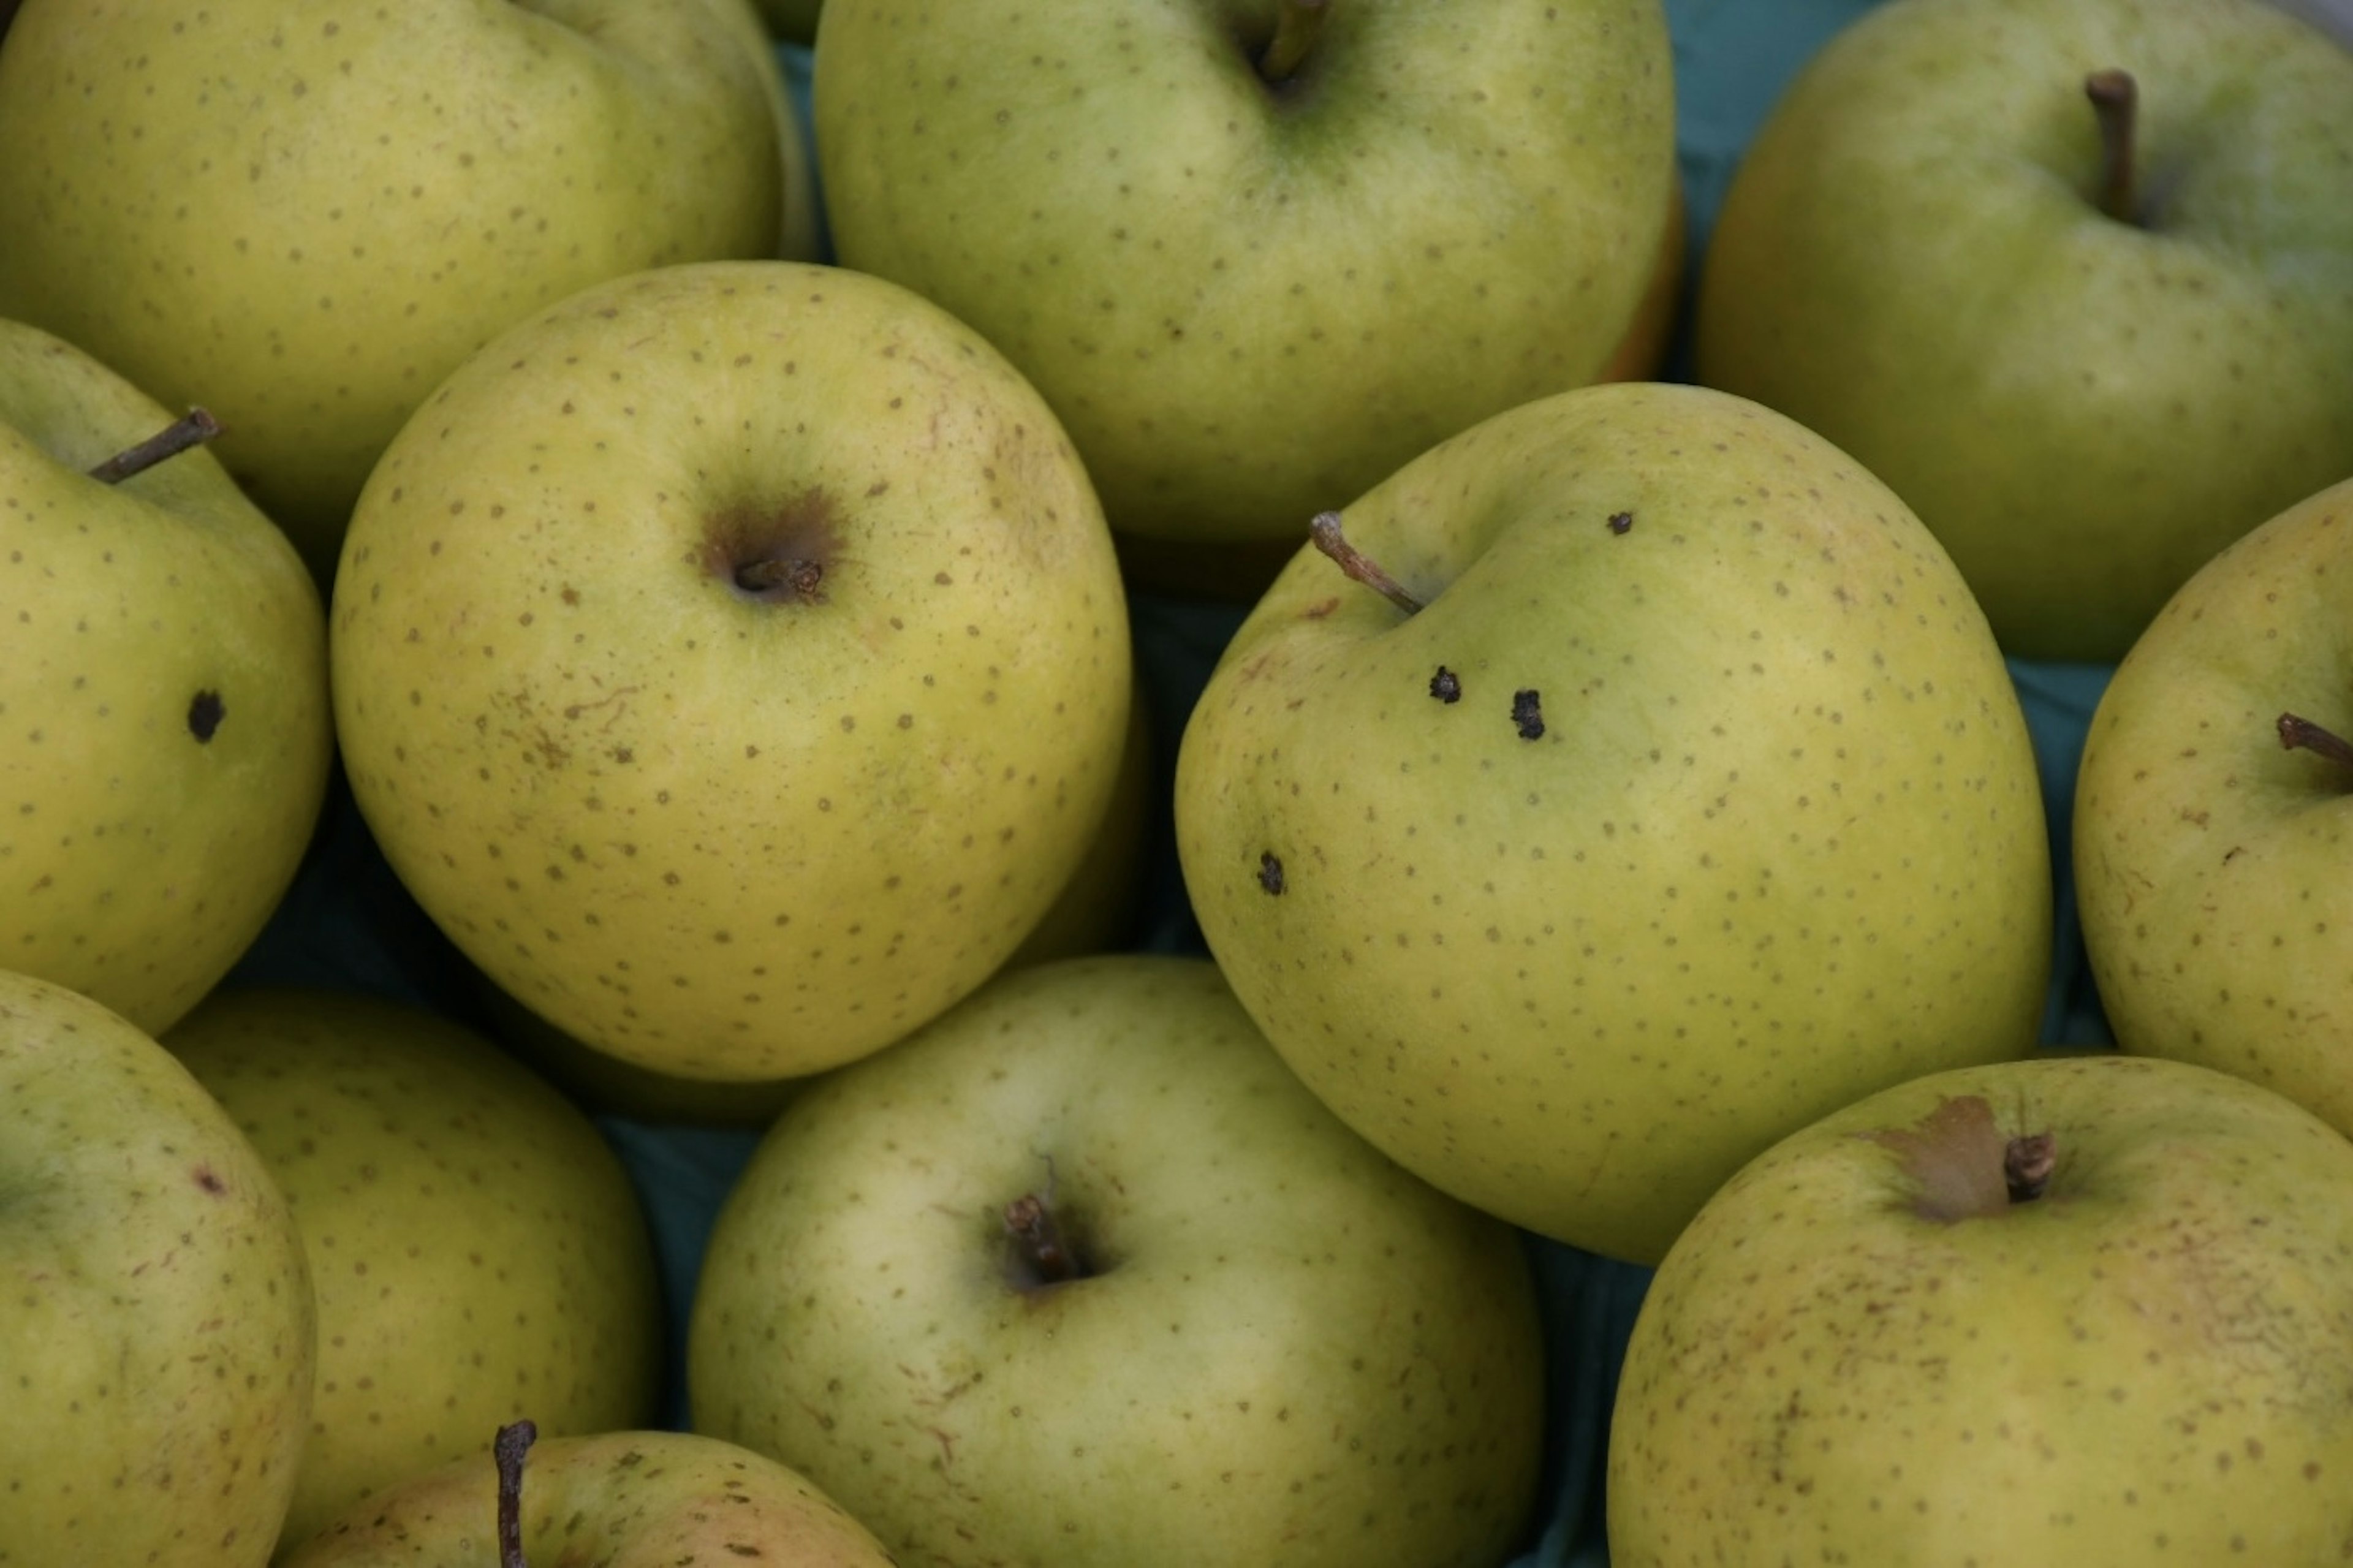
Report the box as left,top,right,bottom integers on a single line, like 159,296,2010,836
1256,0,1330,86
1002,1158,1096,1290
2083,69,2140,225
1309,510,1425,615
2278,712,2353,776
86,406,222,485
494,1418,538,1568
1871,1095,2056,1222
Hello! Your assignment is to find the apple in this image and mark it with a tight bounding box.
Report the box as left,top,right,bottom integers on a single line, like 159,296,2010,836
1607,1051,2353,1564
0,966,315,1566
0,0,811,577
160,984,667,1553
687,953,1547,1567
330,259,1134,1083
812,0,1681,574
1694,0,2353,663
2072,474,2353,1136
279,1422,895,1567
1175,380,2053,1265
0,316,332,1036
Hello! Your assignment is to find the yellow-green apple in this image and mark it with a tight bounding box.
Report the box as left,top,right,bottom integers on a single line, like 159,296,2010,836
0,0,809,578
161,985,664,1553
2072,474,2353,1136
0,317,331,1036
279,1423,895,1567
0,967,315,1567
1175,381,2053,1265
813,0,1681,577
330,260,1134,1083
688,953,1545,1568
1695,0,2353,663
1608,1052,2353,1565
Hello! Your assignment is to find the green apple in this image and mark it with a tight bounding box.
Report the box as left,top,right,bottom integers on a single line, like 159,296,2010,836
1694,0,2353,664
0,967,315,1566
330,259,1134,1083
0,0,809,578
688,953,1545,1567
1175,380,2053,1265
0,316,331,1036
1608,1051,2353,1564
2072,474,2353,1135
161,985,664,1553
812,0,1680,570
280,1424,895,1567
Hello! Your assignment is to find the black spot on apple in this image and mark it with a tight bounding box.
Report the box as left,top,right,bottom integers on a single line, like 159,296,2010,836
1430,667,1462,703
192,1164,226,1195
707,487,843,605
1512,690,1545,740
1257,851,1286,895
1608,511,1634,536
187,689,225,741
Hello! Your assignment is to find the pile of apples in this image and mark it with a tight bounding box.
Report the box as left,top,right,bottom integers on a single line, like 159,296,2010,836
2,0,2351,1564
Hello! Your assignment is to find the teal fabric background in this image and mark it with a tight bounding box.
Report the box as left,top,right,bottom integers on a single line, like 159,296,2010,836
223,7,2131,1562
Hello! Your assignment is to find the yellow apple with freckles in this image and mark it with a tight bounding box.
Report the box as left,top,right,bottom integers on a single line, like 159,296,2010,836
330,259,1132,1083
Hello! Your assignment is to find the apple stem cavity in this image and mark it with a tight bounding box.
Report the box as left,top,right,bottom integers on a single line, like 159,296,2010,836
2278,711,2353,775
1309,510,1424,615
2084,69,2140,225
1256,0,1330,86
494,1418,537,1568
2004,1132,2057,1203
86,406,222,485
1003,1159,1094,1290
732,555,827,602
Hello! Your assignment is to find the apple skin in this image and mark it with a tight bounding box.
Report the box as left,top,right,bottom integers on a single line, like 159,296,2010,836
278,1428,896,1567
813,0,1678,556
1607,1051,2353,1565
0,317,332,1036
2073,475,2353,1135
160,985,666,1553
0,968,316,1567
0,0,805,577
687,953,1546,1568
1694,0,2353,664
330,259,1134,1083
1175,381,2052,1265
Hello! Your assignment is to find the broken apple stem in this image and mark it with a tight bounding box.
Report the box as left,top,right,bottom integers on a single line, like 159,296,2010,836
494,1418,537,1568
1004,1181,1086,1286
86,406,222,485
1257,0,1329,84
2084,69,2139,224
733,555,826,599
2004,1132,2056,1203
1309,510,1424,615
2278,712,2353,774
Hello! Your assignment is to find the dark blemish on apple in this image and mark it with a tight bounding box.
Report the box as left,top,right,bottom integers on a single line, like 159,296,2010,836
1257,851,1286,895
192,1164,226,1195
187,689,225,741
1430,667,1462,703
1512,690,1545,740
496,1418,537,1567
1303,596,1341,619
1608,512,1634,536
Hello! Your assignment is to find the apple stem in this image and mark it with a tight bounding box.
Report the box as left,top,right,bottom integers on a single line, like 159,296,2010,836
2084,69,2139,225
2003,1132,2056,1203
1257,0,1330,85
1309,511,1424,615
494,1419,537,1568
85,406,222,485
2278,712,2353,775
733,555,827,601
